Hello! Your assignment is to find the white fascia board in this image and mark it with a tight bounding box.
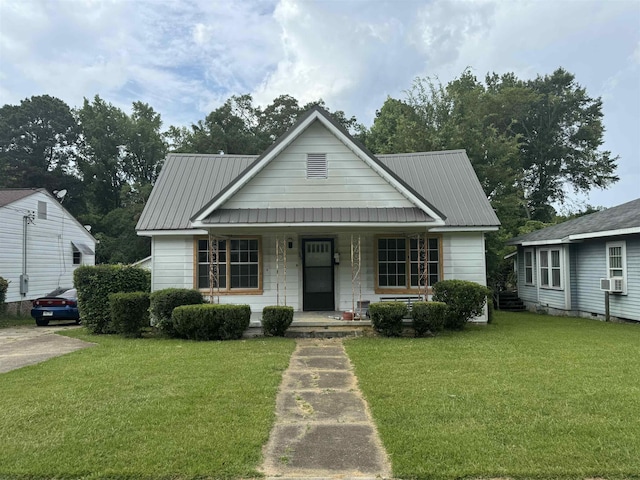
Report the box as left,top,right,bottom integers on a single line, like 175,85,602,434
519,239,567,246
428,226,500,232
192,113,321,223
137,229,209,237
190,221,440,229
567,227,640,241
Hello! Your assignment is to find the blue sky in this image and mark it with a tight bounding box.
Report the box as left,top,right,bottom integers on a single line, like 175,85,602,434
1,0,638,210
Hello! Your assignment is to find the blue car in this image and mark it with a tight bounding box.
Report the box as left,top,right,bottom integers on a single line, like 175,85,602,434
31,288,80,326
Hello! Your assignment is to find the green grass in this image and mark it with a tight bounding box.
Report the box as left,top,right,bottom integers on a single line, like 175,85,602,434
345,311,640,479
0,313,33,328
0,329,295,479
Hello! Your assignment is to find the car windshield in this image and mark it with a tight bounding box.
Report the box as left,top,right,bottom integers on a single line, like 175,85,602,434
58,288,77,299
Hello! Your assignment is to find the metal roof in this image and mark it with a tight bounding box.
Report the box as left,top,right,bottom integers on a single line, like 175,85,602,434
203,207,434,225
0,188,44,207
508,197,640,244
136,154,256,230
378,151,501,227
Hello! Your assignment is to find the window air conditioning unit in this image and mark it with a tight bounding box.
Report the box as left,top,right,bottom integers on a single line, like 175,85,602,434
600,277,624,293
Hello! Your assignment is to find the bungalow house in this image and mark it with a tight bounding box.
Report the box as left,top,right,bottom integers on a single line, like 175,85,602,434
507,198,640,322
0,188,96,311
136,106,500,321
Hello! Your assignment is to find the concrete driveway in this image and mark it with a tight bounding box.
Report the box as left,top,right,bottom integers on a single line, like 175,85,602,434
0,324,94,374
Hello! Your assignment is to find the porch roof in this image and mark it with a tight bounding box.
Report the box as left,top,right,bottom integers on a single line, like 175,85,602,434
201,207,435,225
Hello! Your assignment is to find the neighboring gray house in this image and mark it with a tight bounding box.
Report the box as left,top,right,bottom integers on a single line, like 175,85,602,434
0,188,96,307
507,198,640,322
136,106,500,321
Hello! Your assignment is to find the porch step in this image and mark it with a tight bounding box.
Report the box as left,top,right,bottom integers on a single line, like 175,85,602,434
244,321,374,339
497,291,526,311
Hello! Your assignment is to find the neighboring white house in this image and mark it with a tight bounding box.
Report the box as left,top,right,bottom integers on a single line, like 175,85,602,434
0,188,96,305
136,106,500,321
507,198,640,322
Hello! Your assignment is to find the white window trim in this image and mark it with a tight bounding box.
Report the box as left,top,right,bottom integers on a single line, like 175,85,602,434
538,247,563,290
524,248,534,285
606,241,627,295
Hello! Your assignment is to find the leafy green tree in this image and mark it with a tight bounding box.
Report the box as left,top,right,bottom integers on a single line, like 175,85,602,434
0,95,82,191
125,102,167,184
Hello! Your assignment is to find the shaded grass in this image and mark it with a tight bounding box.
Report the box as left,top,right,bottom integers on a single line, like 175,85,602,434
0,314,33,328
345,311,640,479
0,329,295,479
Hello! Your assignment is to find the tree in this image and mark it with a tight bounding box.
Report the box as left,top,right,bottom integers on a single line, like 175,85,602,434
125,102,167,185
515,69,618,221
0,95,81,191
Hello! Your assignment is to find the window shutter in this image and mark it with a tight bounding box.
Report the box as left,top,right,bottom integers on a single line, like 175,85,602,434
306,153,327,179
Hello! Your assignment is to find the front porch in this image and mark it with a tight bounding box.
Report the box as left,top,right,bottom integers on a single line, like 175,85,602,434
245,310,375,338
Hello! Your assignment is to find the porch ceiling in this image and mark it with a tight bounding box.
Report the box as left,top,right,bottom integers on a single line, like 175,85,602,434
201,207,435,225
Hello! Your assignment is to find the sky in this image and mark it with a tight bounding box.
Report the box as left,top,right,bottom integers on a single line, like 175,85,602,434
1,0,638,211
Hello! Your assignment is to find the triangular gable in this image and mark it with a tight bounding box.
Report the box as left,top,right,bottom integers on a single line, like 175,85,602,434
191,106,446,227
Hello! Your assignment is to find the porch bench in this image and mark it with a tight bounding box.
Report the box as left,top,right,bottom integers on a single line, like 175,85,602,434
379,296,424,314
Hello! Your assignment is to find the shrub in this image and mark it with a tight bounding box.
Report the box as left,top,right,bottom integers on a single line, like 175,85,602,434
0,276,8,314
368,302,407,337
411,301,448,337
109,292,150,338
432,280,491,330
149,288,204,336
74,265,151,334
172,304,251,341
262,306,294,336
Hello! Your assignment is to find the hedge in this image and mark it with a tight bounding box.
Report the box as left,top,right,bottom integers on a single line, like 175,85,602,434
432,280,490,330
262,306,294,336
369,301,408,337
171,304,251,341
149,288,204,336
109,291,150,338
74,265,151,334
411,301,448,337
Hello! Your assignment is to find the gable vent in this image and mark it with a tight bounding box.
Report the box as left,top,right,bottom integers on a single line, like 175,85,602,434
306,153,327,179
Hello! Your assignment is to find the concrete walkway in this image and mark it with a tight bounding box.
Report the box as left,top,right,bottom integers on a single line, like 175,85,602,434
261,338,391,479
0,325,93,373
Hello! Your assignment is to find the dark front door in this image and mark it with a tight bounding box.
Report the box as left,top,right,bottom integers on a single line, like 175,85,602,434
303,239,335,311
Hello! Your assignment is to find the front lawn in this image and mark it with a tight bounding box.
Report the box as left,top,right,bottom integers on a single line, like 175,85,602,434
0,330,295,479
0,313,33,328
345,311,640,479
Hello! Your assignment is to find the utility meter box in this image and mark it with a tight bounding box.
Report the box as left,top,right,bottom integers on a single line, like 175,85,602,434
19,274,29,294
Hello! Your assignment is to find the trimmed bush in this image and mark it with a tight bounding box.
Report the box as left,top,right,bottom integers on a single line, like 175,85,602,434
109,292,150,338
74,265,151,334
432,280,491,330
172,304,251,341
411,301,448,337
262,306,294,336
369,302,407,337
0,276,8,314
149,288,204,336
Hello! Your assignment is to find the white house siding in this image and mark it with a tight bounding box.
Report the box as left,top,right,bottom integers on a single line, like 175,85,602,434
570,245,579,310
573,236,640,321
151,230,490,321
0,192,95,303
222,121,414,209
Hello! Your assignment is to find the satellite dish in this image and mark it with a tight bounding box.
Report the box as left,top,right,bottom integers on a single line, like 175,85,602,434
53,189,67,202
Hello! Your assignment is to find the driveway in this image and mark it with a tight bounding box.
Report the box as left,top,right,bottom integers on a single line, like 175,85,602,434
0,324,94,374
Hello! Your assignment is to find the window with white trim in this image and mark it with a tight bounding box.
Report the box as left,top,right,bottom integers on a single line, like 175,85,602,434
539,248,562,289
524,249,533,285
606,241,627,293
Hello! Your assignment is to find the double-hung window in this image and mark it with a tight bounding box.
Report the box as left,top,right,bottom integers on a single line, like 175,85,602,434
539,248,562,289
524,249,533,284
606,241,627,293
376,236,441,292
196,237,261,292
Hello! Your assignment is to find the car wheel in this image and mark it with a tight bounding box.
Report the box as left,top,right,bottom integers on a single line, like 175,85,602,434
35,318,50,327
75,319,81,325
